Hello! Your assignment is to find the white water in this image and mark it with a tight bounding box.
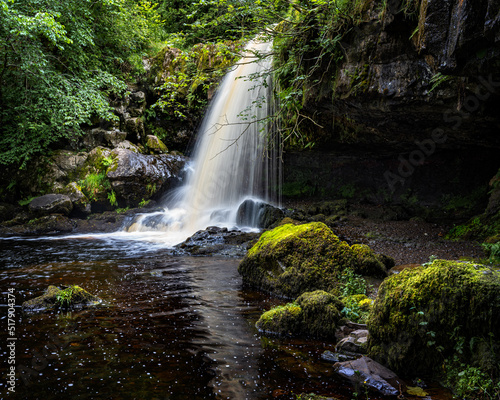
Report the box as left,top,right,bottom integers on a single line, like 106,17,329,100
125,38,279,246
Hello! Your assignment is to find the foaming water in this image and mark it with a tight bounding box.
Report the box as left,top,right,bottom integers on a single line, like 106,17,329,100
126,38,279,246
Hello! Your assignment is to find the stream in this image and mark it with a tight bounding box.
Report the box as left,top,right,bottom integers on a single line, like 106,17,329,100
0,234,369,400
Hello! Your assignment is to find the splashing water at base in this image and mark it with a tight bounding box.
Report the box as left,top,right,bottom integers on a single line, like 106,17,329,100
125,38,279,246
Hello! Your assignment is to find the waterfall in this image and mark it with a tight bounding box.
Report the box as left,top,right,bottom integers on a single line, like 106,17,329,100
126,38,280,245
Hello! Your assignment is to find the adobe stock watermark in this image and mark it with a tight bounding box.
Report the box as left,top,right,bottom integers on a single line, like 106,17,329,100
6,288,17,394
384,74,500,192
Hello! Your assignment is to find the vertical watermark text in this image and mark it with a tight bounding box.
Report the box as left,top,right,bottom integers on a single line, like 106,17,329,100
6,288,17,394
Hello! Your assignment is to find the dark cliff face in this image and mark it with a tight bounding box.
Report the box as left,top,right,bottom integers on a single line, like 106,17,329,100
282,0,500,218
300,0,500,151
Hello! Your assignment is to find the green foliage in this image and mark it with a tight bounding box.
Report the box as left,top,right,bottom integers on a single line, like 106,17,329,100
0,0,163,169
108,190,118,207
138,198,150,207
341,294,372,323
339,269,367,297
158,0,273,46
482,242,500,265
429,72,453,93
272,0,371,149
55,285,78,309
151,40,244,120
79,171,109,202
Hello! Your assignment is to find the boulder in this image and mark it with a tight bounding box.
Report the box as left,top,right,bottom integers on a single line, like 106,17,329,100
334,356,404,397
145,135,168,154
336,329,369,354
29,194,73,216
38,150,88,192
22,285,101,312
236,199,284,228
26,215,76,235
104,130,128,148
367,259,500,377
238,222,388,298
255,290,344,339
107,148,187,207
124,117,145,141
62,182,91,216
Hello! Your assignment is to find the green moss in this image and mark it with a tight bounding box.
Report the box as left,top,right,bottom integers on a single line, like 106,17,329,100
341,294,372,323
256,303,303,336
447,214,500,242
22,285,101,312
146,135,168,153
367,259,500,377
255,290,344,339
239,222,388,298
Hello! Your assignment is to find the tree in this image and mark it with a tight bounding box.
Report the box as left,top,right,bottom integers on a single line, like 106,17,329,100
0,0,162,169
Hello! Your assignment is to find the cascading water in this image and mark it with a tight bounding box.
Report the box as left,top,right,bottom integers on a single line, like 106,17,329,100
126,38,280,245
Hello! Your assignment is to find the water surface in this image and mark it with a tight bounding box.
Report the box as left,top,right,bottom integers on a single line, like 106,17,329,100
0,236,357,400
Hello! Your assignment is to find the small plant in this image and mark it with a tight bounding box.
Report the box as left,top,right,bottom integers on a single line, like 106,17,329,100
18,197,36,207
482,242,500,264
422,255,438,267
429,72,452,93
340,269,367,297
101,155,114,169
138,198,149,208
55,286,78,309
108,190,118,207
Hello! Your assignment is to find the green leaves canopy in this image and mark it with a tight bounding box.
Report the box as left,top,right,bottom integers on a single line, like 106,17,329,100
0,0,162,168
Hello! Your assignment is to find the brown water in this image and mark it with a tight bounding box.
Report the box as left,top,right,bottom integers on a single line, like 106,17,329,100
0,236,363,400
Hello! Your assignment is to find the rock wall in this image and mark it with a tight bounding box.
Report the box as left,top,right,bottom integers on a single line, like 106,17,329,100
282,0,500,220
299,0,500,150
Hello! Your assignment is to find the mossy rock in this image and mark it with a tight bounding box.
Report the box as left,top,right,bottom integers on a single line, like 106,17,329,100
296,394,340,400
367,259,500,377
238,222,388,298
145,135,168,154
255,303,303,337
22,285,101,312
255,290,344,339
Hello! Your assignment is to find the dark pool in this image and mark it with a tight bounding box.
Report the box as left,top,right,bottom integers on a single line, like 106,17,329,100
0,235,367,400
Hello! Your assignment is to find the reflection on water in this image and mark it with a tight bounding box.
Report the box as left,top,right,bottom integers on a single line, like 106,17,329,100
0,237,361,400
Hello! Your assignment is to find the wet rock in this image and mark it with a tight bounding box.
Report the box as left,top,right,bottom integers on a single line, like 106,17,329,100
175,226,260,257
335,329,369,354
238,222,388,298
124,117,145,141
25,215,76,235
236,199,284,228
296,394,340,400
334,356,404,396
115,140,142,153
29,194,73,217
62,182,91,217
22,285,101,312
321,350,356,363
368,259,500,377
104,130,128,148
107,149,187,207
255,290,344,339
145,135,168,154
